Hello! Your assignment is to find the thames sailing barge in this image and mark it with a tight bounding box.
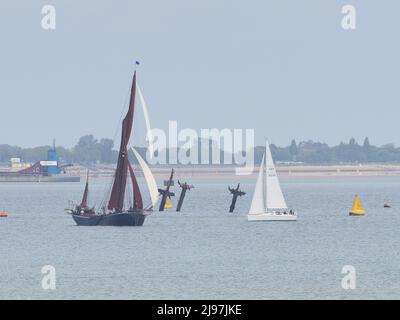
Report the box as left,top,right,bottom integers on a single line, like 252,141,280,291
69,71,151,226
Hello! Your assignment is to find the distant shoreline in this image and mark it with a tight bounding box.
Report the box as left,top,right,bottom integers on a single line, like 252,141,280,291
60,163,400,179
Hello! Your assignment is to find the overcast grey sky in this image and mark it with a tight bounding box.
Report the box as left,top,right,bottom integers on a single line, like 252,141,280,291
0,1,399,148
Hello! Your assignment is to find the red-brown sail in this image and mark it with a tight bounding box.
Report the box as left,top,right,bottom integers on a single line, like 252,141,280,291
71,68,148,227
108,72,138,212
80,171,89,208
128,160,143,209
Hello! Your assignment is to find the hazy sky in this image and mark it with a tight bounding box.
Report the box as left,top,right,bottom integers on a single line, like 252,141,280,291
0,1,399,148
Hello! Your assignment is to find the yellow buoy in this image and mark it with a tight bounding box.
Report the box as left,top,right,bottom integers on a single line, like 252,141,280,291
349,195,365,216
164,196,173,209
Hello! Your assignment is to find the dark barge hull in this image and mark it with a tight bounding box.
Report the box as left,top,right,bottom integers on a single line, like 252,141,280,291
72,211,146,226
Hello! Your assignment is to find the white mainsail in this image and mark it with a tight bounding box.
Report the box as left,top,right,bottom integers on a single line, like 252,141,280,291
137,84,154,158
131,146,159,209
248,153,265,215
265,142,287,210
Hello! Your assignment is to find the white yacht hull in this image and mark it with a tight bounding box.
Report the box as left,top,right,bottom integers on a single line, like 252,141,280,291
247,212,297,221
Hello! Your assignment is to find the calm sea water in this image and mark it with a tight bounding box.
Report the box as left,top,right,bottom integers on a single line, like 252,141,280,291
1,176,400,299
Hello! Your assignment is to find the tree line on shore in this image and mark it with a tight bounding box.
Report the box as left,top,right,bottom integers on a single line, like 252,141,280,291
0,135,399,165
0,135,119,165
266,137,400,164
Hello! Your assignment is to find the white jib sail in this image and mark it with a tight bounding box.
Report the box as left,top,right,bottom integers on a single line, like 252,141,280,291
265,141,288,210
131,146,159,209
248,153,265,215
137,84,154,158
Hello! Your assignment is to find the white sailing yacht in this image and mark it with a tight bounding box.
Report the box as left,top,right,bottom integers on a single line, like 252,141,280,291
247,141,297,221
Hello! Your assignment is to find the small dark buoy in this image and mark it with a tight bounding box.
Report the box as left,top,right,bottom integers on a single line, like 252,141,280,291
0,211,9,217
